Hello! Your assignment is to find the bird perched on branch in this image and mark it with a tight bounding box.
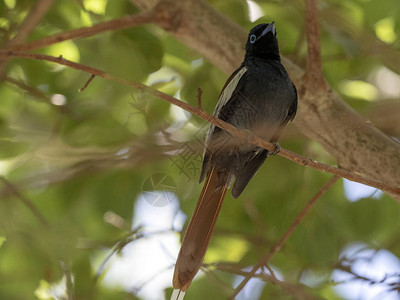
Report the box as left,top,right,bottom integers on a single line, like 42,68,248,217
171,22,297,299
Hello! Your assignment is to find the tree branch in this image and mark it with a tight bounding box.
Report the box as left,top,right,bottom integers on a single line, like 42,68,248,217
1,51,399,198
130,0,400,200
3,0,399,196
334,259,400,293
4,0,399,198
0,0,55,74
304,0,326,90
206,262,324,300
7,0,55,47
0,176,49,226
230,176,340,298
3,75,51,102
6,10,155,52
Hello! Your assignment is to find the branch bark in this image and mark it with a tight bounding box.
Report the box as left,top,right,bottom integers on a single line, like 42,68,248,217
304,0,326,90
2,0,399,196
205,262,323,300
131,0,400,198
2,51,399,197
6,10,155,52
230,176,339,298
0,0,55,73
7,0,55,46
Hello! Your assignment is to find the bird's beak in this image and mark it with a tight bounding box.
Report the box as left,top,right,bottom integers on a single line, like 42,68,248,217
260,22,276,37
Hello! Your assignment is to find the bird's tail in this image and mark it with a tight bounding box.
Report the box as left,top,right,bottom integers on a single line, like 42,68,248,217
172,166,228,298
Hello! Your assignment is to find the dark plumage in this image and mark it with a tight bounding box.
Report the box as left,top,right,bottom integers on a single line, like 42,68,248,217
172,22,297,299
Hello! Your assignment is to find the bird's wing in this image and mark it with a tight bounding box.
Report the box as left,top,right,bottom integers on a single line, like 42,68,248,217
199,65,248,183
231,148,268,198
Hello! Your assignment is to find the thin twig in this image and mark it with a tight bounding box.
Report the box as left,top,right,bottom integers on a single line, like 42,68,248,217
304,0,326,90
197,87,203,109
6,10,155,52
1,51,399,197
0,176,49,226
3,76,50,102
201,267,234,295
230,176,339,299
94,227,142,280
206,262,323,300
94,227,177,281
8,0,55,46
334,261,400,293
264,264,277,281
0,0,55,74
61,261,75,300
79,74,95,92
243,196,268,233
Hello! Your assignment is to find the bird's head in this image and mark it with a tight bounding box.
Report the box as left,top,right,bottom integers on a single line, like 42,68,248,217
245,22,280,61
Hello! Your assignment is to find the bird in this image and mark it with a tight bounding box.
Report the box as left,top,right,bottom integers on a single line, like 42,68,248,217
171,22,298,299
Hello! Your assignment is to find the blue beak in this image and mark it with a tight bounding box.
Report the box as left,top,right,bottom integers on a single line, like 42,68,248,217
260,22,276,37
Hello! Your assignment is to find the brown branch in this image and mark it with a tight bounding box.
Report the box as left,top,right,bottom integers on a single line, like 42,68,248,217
320,4,400,74
243,196,268,233
0,0,55,75
334,260,400,290
206,262,323,300
0,135,184,200
3,76,70,116
4,0,399,198
201,267,234,295
6,10,155,52
129,0,400,201
304,0,326,90
0,176,49,226
1,51,399,197
3,76,50,102
130,0,158,10
230,176,340,299
79,74,95,92
7,0,55,47
60,261,74,300
197,87,203,109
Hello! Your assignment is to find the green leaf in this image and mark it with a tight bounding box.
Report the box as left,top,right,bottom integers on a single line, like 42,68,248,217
61,110,132,147
0,236,6,248
0,140,29,158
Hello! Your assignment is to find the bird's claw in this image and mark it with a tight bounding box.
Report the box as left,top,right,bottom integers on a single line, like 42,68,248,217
270,142,280,155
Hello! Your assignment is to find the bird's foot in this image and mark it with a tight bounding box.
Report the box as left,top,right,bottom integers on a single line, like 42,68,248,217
270,142,280,155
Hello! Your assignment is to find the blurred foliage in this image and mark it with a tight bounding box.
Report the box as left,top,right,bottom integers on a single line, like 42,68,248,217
0,0,400,299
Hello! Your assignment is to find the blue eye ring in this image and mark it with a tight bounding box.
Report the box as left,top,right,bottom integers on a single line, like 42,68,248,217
250,34,257,43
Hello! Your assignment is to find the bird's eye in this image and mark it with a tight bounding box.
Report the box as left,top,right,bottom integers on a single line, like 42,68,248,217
249,34,257,43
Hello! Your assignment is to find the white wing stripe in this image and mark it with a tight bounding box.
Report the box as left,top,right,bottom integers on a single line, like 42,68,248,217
214,66,247,117
203,66,247,156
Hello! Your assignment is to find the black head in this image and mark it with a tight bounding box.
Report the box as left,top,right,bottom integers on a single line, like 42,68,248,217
245,22,280,61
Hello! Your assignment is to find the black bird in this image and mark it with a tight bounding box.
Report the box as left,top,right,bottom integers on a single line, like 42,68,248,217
172,22,297,299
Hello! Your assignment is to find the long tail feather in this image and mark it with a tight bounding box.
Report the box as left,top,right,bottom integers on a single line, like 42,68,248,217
172,166,228,293
171,289,185,300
